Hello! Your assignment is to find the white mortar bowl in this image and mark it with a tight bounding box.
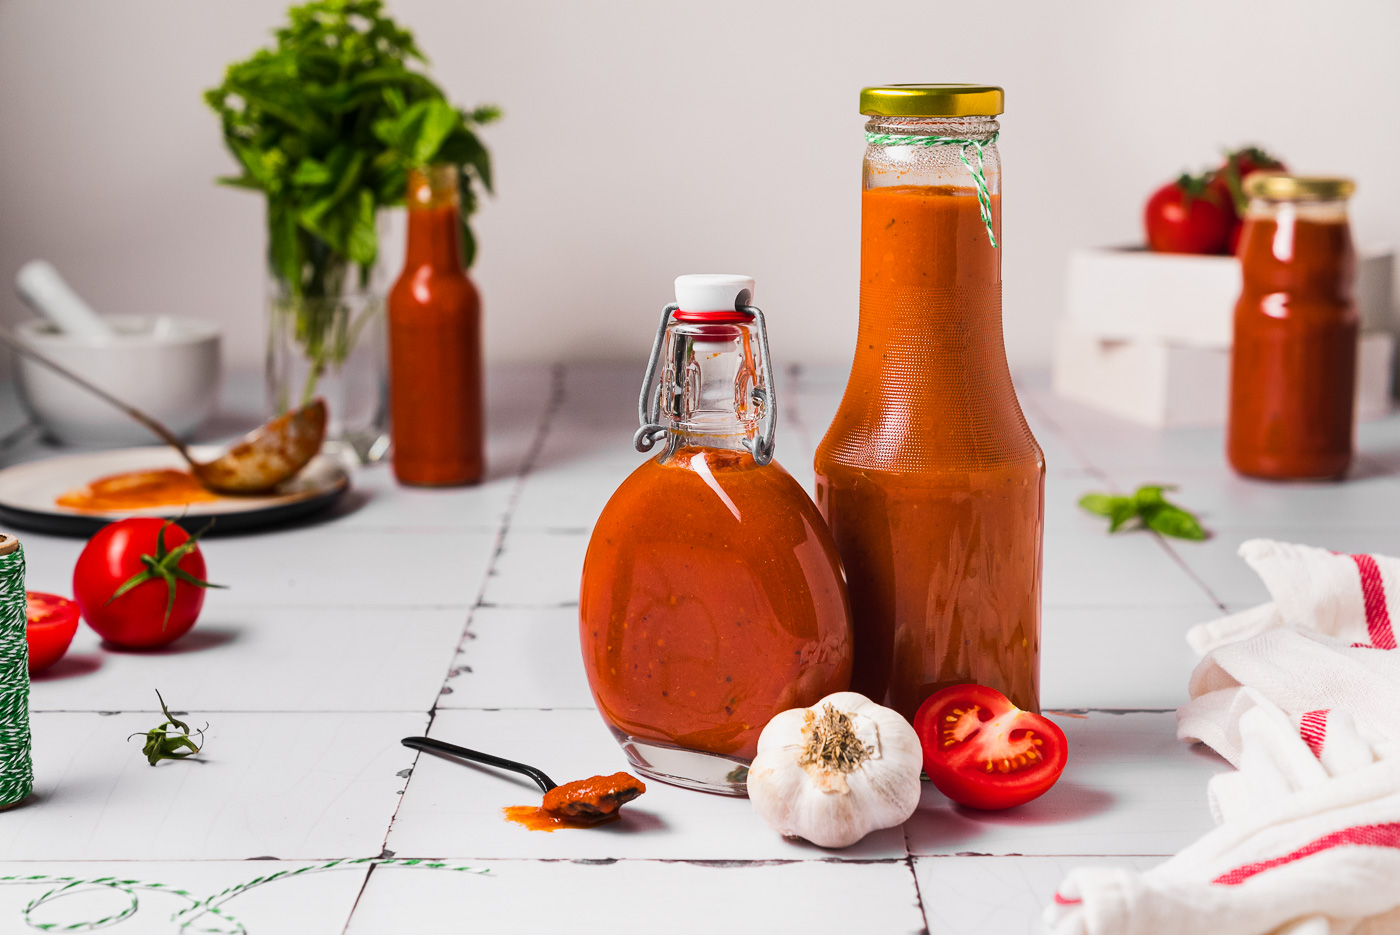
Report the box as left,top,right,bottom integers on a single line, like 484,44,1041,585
15,316,221,447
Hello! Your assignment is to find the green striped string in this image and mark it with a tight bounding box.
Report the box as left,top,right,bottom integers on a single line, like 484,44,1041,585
3,857,490,933
865,131,1000,248
0,541,31,810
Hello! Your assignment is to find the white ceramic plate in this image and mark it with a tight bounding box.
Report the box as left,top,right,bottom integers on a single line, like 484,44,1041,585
0,446,350,536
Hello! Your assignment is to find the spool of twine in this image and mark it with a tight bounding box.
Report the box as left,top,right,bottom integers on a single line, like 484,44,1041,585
0,534,31,810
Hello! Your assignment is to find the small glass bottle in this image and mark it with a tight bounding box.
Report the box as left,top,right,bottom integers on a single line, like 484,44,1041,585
1227,174,1359,480
815,85,1044,722
580,275,853,795
387,165,484,486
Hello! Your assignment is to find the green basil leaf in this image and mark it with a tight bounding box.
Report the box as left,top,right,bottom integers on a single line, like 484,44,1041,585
1144,505,1207,541
1107,500,1140,533
1078,493,1132,517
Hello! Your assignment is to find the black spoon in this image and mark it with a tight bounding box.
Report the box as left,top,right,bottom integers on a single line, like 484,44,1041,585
400,736,558,793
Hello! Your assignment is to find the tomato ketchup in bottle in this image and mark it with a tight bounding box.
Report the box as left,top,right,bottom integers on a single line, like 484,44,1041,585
579,275,853,795
816,85,1044,722
387,166,483,486
1227,174,1359,480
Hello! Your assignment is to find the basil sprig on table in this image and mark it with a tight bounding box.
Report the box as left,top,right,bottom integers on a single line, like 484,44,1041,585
1079,485,1207,541
204,0,499,295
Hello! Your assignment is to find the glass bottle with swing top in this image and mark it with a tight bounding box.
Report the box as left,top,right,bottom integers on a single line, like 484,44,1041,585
579,274,853,795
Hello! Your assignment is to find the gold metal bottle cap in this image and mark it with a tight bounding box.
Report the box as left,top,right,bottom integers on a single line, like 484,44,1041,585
1243,173,1355,202
859,84,1004,117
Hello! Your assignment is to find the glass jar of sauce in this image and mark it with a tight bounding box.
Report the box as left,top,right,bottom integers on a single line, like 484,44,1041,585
580,275,853,795
387,165,484,486
814,85,1044,722
1227,174,1359,480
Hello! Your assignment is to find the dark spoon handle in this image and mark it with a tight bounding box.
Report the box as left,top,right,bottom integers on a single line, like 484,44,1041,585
400,736,558,793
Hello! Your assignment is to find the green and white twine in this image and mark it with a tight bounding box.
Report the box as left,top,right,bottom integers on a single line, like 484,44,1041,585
2,858,490,932
865,132,1001,248
0,536,32,811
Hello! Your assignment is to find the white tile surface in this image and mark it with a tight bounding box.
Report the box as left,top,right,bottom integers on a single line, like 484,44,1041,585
348,858,926,935
7,712,423,860
0,859,369,935
480,530,587,608
18,527,500,609
387,708,907,860
1041,605,1209,710
1041,529,1213,608
905,712,1229,857
915,855,1163,935
4,362,1398,933
510,464,630,531
31,605,466,713
439,606,593,709
327,463,519,530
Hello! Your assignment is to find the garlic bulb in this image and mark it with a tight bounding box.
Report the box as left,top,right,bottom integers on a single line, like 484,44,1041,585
747,691,922,848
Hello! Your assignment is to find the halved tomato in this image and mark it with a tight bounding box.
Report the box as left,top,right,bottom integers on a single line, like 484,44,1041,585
913,684,1068,810
26,591,81,674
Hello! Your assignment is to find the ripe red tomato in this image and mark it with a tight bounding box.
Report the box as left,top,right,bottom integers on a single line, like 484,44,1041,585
73,519,220,649
913,684,1068,810
25,591,80,673
1144,174,1232,255
1213,146,1287,254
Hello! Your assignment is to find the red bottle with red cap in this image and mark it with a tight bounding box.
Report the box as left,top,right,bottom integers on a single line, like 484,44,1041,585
579,274,853,795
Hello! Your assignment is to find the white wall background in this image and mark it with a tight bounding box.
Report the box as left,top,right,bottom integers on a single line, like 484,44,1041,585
1,0,1397,375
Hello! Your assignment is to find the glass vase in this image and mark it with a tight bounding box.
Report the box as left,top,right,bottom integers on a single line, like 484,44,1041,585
267,279,389,465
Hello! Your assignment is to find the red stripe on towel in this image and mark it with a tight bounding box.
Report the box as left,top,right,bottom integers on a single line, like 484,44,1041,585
1213,822,1400,885
1350,554,1396,650
1052,893,1082,905
1298,710,1328,758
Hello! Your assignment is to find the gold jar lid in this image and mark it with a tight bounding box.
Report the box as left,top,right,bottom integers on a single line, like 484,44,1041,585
860,84,1004,117
1243,173,1355,202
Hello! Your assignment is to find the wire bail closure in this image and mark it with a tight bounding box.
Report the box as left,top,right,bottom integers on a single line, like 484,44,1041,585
634,301,777,466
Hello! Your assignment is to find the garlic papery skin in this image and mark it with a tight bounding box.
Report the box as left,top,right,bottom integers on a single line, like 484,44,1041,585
746,691,922,848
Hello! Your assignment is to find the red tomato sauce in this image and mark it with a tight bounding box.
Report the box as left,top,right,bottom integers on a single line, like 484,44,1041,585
580,447,852,762
503,772,646,832
816,186,1044,721
1227,207,1357,479
387,166,483,487
56,469,219,511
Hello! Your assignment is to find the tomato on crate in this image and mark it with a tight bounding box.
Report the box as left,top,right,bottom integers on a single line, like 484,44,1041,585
72,518,223,650
1143,172,1233,255
24,591,80,673
913,684,1069,810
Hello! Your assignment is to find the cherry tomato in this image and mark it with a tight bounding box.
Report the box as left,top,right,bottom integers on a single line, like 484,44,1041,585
73,518,219,649
1144,174,1232,255
913,684,1069,810
25,591,80,673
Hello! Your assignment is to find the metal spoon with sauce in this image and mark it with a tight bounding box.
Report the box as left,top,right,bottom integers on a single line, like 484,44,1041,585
400,736,646,822
0,327,325,495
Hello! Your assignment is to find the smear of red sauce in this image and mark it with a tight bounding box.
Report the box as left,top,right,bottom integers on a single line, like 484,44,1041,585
57,469,220,512
502,806,622,832
503,772,646,832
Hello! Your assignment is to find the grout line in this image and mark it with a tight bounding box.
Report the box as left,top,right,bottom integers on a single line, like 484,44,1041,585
1017,386,1109,477
348,365,565,925
903,854,932,935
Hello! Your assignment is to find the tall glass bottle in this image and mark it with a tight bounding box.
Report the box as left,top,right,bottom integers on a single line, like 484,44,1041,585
387,165,483,486
815,85,1044,722
580,275,853,795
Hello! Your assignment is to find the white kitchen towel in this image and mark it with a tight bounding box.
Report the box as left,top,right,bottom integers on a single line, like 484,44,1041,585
1044,539,1400,935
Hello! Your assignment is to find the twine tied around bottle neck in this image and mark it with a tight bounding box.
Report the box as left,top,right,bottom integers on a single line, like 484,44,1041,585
0,540,31,812
864,131,1000,248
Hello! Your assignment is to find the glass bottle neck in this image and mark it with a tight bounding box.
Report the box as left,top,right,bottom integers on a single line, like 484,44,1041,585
659,323,763,454
405,165,462,270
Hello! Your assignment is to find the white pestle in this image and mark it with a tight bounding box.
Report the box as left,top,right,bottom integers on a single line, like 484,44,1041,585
14,261,115,340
